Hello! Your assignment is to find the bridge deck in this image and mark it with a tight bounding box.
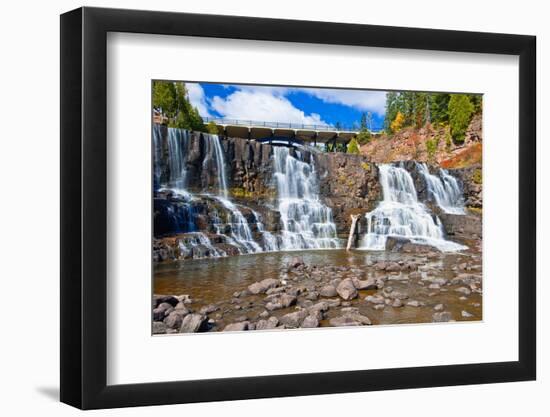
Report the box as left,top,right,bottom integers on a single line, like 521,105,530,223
203,117,372,144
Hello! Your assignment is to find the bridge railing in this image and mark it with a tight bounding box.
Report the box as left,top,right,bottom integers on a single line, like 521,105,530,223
202,117,371,133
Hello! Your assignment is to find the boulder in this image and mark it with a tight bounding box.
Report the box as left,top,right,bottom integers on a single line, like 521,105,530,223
305,291,319,301
153,302,174,321
152,321,167,335
392,299,403,308
388,291,409,300
164,311,186,329
248,278,279,295
199,304,219,315
336,312,371,325
280,294,297,308
455,287,472,295
153,295,179,308
432,312,453,322
365,294,385,304
308,301,330,314
384,261,402,272
180,314,208,333
265,301,283,311
255,316,279,330
279,310,308,328
319,285,338,297
289,256,304,268
336,279,358,300
385,236,439,253
223,322,250,332
301,315,320,328
352,277,378,290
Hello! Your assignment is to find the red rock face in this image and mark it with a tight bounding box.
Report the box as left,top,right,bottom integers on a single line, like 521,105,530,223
359,113,482,167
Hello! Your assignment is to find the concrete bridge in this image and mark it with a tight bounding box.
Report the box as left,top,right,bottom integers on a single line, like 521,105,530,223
203,117,364,148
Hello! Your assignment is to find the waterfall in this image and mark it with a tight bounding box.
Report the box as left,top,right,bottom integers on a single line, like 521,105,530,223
273,147,340,250
202,133,264,254
166,128,191,191
212,196,263,253
359,164,466,252
203,133,229,198
177,232,227,259
417,163,465,214
252,210,279,252
154,128,269,258
153,124,163,191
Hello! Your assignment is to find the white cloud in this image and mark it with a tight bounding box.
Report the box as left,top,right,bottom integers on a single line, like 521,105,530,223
299,88,387,115
186,83,211,117
210,89,328,126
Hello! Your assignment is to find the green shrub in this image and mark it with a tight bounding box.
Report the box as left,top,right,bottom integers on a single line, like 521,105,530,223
472,168,482,184
426,138,437,160
205,121,219,135
355,129,371,145
347,138,361,154
445,127,452,150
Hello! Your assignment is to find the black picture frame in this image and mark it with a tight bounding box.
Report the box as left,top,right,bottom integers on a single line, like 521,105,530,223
60,6,536,410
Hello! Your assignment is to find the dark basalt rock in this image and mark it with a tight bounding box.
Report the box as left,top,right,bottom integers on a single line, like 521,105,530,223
385,236,440,253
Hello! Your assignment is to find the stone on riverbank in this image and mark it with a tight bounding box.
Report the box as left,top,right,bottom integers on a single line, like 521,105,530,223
153,321,167,334
256,316,279,330
432,311,453,322
224,322,250,331
180,314,208,333
248,278,279,295
279,310,308,328
301,315,320,328
352,277,378,290
336,278,358,300
319,285,337,297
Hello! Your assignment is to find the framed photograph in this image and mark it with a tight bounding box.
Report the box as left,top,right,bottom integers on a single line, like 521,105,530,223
60,7,536,409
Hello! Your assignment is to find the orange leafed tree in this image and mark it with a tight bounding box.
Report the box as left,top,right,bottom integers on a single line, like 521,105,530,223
390,111,405,133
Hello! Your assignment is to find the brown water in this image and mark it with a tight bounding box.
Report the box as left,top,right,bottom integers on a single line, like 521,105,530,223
154,248,482,329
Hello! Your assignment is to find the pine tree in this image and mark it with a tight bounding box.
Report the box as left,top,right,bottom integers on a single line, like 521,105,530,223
448,94,474,144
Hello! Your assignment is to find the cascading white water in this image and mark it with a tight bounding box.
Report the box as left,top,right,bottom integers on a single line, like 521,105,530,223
153,124,163,190
273,147,340,250
417,163,465,214
178,232,227,259
203,133,229,198
359,164,466,252
251,210,279,252
201,133,263,253
166,128,191,191
212,195,263,253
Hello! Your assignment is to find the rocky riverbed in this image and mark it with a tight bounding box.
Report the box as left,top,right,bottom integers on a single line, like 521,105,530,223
152,245,482,334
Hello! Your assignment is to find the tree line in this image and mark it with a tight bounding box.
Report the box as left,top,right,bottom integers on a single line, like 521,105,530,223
384,92,482,144
153,81,220,133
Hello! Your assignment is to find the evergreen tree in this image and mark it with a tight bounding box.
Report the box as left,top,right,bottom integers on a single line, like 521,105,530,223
384,92,399,133
152,81,205,131
429,93,450,124
448,94,474,144
360,113,367,130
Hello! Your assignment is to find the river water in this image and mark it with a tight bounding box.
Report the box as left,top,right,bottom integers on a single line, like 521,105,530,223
154,247,482,328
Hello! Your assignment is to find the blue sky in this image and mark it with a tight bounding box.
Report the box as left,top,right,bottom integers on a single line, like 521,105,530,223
186,82,387,130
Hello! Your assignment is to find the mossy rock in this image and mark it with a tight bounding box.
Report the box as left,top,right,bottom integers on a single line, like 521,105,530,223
472,168,482,184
